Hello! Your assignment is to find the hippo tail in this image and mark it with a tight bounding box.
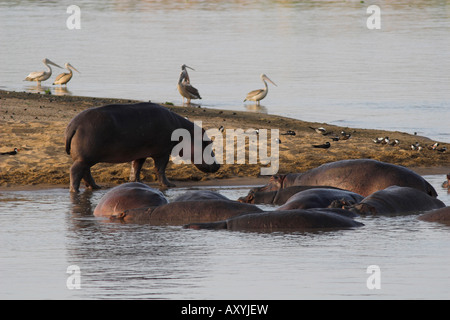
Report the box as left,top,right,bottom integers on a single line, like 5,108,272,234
65,123,77,155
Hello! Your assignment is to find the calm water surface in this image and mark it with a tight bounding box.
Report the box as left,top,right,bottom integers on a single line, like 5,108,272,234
0,0,449,142
0,175,449,300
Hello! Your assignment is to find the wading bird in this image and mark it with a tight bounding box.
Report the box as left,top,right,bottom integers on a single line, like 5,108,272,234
243,73,277,105
177,64,201,104
24,58,62,85
53,62,80,86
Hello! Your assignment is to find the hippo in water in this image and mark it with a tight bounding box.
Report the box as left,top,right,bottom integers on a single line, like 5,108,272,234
238,185,344,205
172,190,230,202
65,102,220,192
101,199,263,225
184,208,364,232
252,159,437,197
276,188,364,211
442,174,450,189
345,186,445,216
93,182,168,217
419,206,450,225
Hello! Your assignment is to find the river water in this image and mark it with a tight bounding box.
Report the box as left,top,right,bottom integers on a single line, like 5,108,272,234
0,175,449,300
0,0,449,142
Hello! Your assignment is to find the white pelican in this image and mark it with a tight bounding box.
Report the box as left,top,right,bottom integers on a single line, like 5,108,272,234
53,63,80,86
24,58,62,85
177,64,201,104
244,73,277,105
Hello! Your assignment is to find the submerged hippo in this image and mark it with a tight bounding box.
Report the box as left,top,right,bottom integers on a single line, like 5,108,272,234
102,200,263,225
93,182,168,217
238,185,343,205
347,186,445,215
184,208,364,232
253,159,437,197
172,190,230,202
65,102,220,192
277,188,364,211
442,174,450,189
419,206,450,224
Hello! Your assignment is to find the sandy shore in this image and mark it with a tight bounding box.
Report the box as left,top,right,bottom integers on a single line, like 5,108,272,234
0,89,448,190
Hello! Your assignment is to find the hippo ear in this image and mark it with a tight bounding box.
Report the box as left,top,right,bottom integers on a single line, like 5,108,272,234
110,211,126,220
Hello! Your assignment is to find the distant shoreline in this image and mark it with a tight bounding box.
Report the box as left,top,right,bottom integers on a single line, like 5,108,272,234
1,89,448,190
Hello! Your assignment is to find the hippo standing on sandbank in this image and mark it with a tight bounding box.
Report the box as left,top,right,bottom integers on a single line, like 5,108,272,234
276,188,364,211
184,208,364,232
344,186,445,216
65,102,220,192
252,159,437,197
93,182,168,217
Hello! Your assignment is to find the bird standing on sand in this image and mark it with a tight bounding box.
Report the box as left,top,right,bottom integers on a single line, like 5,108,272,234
177,64,201,105
244,74,277,105
312,142,331,149
53,63,80,86
281,130,296,136
1,148,19,155
24,58,62,85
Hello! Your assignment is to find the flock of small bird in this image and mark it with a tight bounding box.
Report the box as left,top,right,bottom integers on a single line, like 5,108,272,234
410,141,447,153
372,136,446,153
308,126,353,149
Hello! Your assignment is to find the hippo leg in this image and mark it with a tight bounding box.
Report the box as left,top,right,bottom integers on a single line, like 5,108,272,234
70,160,99,192
83,168,101,190
130,158,146,182
153,154,175,188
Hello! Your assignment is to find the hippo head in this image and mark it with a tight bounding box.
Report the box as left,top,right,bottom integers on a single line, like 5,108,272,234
443,174,450,189
252,174,286,193
172,126,220,174
193,137,220,174
238,191,255,203
349,203,377,215
328,199,356,209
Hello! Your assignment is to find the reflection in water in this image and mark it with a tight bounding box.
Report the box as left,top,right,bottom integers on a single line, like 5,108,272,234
244,103,268,113
69,189,96,217
24,84,73,96
54,86,72,96
24,84,51,94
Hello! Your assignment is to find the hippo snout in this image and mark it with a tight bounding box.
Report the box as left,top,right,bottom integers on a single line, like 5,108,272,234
195,161,220,173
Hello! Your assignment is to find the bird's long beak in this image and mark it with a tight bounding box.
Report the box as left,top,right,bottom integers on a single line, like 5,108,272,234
68,64,80,73
185,65,195,71
48,60,63,68
264,75,277,87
